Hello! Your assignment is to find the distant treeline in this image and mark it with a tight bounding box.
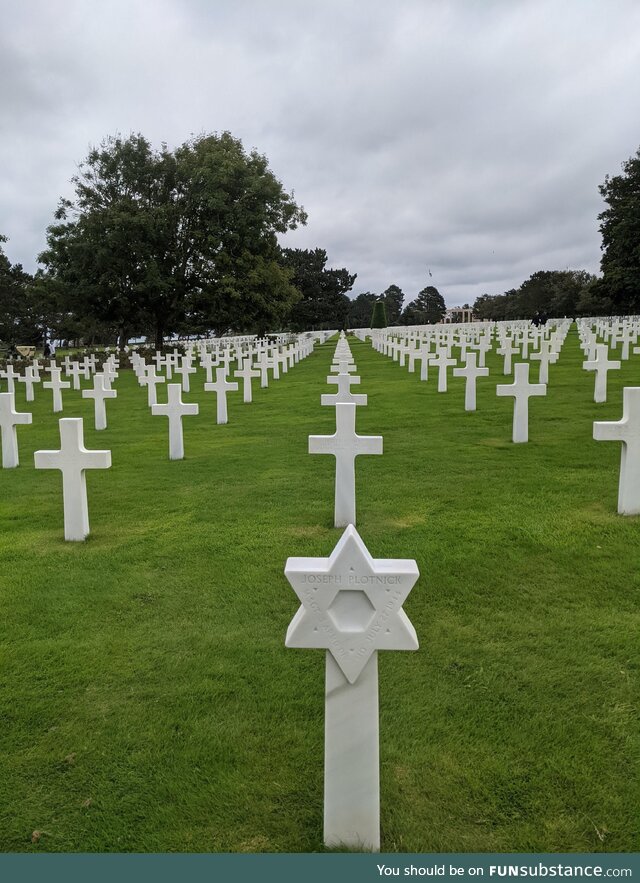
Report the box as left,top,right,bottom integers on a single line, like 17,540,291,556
471,269,605,321
1,134,638,346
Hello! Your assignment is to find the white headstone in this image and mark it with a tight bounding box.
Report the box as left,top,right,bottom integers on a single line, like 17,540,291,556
82,372,117,430
140,365,166,407
151,383,199,460
204,367,238,425
452,352,489,411
0,364,20,395
321,373,367,407
18,366,40,402
175,356,197,393
0,392,32,468
256,350,270,388
34,418,111,540
43,367,71,413
593,386,640,514
66,361,83,390
496,362,546,443
497,337,519,375
430,349,457,393
285,525,419,851
583,344,621,404
234,358,261,404
309,403,382,527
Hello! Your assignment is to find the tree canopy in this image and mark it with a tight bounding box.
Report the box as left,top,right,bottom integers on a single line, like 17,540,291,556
401,285,446,324
281,248,356,331
598,146,640,314
472,270,600,320
346,291,377,328
39,132,307,347
380,284,404,325
0,235,41,345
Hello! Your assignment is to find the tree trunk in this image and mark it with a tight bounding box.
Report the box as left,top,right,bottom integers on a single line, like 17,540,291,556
155,325,164,352
118,327,128,351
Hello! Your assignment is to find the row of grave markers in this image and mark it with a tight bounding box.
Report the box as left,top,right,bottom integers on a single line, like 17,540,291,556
285,332,419,851
353,318,640,513
1,323,638,851
0,334,326,540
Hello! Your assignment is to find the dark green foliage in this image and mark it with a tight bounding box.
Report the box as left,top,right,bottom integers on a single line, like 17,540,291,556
401,285,446,324
281,248,356,331
473,271,600,320
380,284,404,325
0,236,39,345
347,291,378,328
39,132,307,348
598,146,640,313
370,299,387,328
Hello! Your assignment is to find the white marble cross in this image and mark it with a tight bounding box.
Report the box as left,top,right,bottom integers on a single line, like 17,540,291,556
406,341,421,373
82,373,117,430
140,365,166,406
309,402,383,527
496,362,546,443
1,364,20,395
200,351,216,384
474,336,492,368
205,367,239,424
529,340,556,385
285,524,419,851
256,350,270,388
80,356,93,380
321,373,367,407
331,358,356,374
234,358,261,403
618,325,635,360
34,418,111,540
66,361,84,390
583,344,621,403
102,361,118,388
453,352,489,411
430,348,457,392
276,347,289,375
18,366,40,402
267,348,281,380
43,367,71,413
175,356,197,393
593,387,640,514
416,343,432,381
0,392,32,468
497,337,519,375
151,383,199,460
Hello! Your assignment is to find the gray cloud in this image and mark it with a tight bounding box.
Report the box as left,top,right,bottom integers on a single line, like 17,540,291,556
1,0,639,307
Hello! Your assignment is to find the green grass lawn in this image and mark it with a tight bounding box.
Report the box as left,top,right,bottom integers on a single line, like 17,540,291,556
0,328,638,853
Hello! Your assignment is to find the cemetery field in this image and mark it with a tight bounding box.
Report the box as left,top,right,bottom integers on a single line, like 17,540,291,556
0,330,638,853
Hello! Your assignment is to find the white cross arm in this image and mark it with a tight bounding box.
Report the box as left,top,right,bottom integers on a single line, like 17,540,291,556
308,434,383,456
34,448,111,470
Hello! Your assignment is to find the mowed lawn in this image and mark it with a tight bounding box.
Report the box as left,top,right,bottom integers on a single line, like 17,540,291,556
0,328,638,853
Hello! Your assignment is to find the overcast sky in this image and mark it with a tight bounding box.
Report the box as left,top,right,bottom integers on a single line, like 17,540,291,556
1,0,639,307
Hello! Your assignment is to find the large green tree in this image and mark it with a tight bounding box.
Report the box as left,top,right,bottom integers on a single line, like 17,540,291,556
40,132,307,348
401,285,446,324
347,291,378,328
598,146,640,313
380,284,404,325
370,299,387,328
280,248,356,331
0,235,40,345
